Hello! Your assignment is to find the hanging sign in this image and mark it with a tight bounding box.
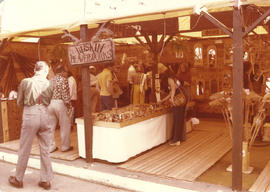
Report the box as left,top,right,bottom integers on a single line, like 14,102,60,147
68,38,115,65
202,29,226,37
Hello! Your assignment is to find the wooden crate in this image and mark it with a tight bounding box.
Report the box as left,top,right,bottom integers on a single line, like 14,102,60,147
0,100,22,143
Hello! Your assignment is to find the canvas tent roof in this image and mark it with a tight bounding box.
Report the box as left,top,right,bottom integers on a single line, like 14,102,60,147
1,0,270,39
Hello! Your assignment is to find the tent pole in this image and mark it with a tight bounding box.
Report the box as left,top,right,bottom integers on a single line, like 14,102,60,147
232,1,243,191
199,2,244,190
80,24,93,163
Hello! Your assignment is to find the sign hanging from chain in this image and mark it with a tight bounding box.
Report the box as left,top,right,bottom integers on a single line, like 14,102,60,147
68,38,115,65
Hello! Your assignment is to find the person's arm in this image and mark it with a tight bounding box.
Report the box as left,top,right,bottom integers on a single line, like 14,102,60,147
17,81,25,107
106,71,113,92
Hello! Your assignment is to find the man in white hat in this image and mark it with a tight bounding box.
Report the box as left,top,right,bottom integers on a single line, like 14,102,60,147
9,61,53,190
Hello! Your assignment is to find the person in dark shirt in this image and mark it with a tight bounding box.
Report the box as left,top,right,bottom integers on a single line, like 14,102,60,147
250,63,265,95
243,61,252,90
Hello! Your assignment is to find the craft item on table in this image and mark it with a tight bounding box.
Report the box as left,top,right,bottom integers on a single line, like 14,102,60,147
93,103,171,123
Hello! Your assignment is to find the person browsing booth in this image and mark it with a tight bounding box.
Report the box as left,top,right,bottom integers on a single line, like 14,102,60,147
9,61,54,190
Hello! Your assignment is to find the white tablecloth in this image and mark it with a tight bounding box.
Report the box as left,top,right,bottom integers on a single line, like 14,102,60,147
76,113,173,163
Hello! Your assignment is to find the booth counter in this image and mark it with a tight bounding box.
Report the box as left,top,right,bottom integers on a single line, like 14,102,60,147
76,111,173,163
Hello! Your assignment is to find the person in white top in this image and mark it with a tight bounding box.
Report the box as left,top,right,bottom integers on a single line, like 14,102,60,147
67,70,77,126
127,64,136,104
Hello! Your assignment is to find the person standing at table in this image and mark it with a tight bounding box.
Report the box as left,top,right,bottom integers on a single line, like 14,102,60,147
176,62,192,102
127,63,136,104
97,63,115,111
159,70,187,146
8,61,53,190
131,64,146,104
48,64,73,153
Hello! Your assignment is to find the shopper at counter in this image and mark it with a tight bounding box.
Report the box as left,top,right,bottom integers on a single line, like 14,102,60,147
159,70,188,146
127,63,136,104
97,62,115,111
250,63,265,96
176,62,192,102
130,64,147,104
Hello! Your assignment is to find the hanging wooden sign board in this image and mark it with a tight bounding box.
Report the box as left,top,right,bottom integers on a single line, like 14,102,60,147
68,38,115,65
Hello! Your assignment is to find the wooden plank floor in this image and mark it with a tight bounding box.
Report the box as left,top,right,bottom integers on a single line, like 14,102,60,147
118,118,232,182
0,128,79,161
249,160,270,192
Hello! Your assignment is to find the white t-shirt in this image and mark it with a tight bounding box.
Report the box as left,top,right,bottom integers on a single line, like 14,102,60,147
90,73,98,87
127,65,136,84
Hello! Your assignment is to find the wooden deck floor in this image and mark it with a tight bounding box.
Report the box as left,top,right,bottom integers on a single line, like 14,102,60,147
0,128,79,161
249,160,270,192
118,118,232,182
0,118,231,182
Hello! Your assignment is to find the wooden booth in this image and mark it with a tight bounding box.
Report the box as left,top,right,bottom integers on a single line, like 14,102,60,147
1,0,270,191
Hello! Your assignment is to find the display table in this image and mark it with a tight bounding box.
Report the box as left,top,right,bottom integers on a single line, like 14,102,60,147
75,112,173,163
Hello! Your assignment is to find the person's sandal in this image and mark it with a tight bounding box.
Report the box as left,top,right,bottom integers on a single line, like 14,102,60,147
38,181,51,190
169,141,180,146
9,176,23,188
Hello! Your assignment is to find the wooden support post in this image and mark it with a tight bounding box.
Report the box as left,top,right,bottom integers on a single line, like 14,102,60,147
139,32,173,102
232,1,243,190
80,24,93,163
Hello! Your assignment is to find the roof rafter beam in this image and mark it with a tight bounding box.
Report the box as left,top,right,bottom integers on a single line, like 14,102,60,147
134,36,149,50
163,34,174,48
201,11,233,38
143,33,154,51
242,8,270,37
157,34,165,52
